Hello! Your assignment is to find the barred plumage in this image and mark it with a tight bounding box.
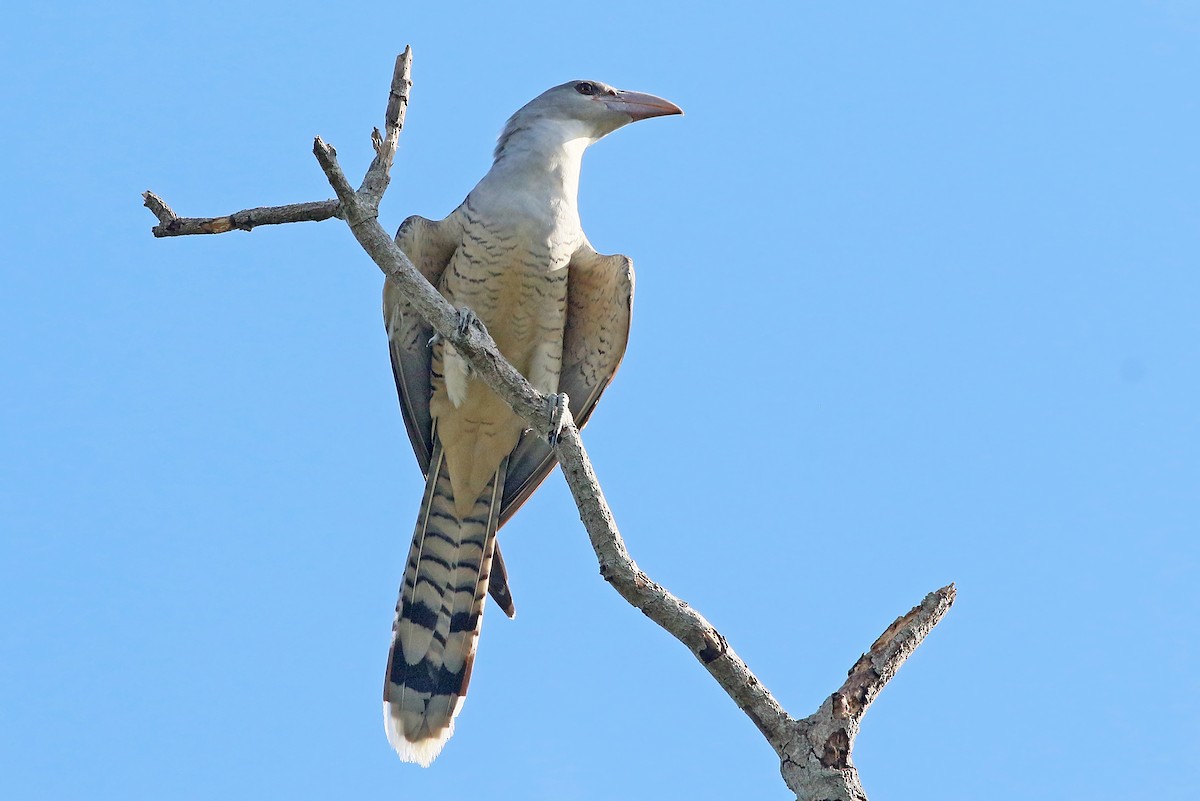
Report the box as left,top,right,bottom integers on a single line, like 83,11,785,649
383,444,506,766
380,79,680,765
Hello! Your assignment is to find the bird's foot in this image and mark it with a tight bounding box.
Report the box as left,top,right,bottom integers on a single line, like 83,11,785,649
428,307,487,348
456,306,485,338
547,393,569,446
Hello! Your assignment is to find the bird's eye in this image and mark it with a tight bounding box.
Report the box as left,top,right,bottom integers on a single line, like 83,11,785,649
575,82,596,96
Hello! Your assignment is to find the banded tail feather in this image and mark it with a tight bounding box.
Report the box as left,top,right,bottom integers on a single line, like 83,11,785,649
383,442,507,766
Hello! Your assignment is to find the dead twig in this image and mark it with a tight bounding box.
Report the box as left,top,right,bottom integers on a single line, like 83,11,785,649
142,193,340,237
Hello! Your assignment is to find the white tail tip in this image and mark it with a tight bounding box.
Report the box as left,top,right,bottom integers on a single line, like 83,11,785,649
383,701,454,767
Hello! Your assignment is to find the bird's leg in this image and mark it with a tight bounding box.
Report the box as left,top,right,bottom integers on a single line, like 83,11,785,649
547,393,569,446
428,306,488,347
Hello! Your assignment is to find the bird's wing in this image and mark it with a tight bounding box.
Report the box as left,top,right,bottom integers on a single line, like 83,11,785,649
384,214,460,473
500,243,635,524
384,212,516,617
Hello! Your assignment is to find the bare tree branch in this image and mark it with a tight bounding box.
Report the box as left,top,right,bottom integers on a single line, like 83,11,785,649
140,50,412,239
554,417,795,745
358,46,412,207
143,48,956,801
779,584,957,800
141,192,340,237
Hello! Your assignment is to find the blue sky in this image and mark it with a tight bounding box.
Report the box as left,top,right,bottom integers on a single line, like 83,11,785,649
2,2,1197,799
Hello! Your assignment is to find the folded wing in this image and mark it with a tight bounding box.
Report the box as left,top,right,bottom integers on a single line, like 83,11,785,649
500,243,635,524
384,214,459,473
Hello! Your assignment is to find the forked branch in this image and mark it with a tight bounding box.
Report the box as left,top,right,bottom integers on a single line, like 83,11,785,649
142,46,955,800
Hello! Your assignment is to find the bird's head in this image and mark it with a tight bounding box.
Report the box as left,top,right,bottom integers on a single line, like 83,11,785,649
537,80,683,134
495,80,682,160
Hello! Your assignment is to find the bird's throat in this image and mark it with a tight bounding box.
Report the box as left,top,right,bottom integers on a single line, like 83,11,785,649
489,119,591,210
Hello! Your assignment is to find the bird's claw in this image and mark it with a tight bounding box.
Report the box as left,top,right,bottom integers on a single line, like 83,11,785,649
547,393,569,446
456,307,484,338
428,307,486,348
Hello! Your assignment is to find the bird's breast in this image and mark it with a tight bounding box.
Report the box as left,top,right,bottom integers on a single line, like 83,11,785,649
430,211,573,500
439,202,576,384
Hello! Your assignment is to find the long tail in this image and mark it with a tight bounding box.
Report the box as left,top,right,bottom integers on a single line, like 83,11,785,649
383,441,506,766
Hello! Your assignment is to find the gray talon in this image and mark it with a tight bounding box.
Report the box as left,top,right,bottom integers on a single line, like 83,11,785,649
456,307,483,338
430,307,483,348
547,392,569,446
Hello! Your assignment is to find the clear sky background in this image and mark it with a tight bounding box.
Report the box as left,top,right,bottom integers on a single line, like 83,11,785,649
2,2,1197,799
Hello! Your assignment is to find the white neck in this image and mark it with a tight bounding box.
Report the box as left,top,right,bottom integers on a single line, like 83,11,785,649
480,117,594,211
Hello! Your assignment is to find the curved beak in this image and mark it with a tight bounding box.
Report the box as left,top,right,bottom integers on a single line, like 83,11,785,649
603,90,684,122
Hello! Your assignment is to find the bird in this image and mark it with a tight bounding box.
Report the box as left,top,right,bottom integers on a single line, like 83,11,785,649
380,79,681,765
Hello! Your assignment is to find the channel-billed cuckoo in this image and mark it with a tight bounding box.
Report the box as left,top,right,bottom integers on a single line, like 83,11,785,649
381,79,681,765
